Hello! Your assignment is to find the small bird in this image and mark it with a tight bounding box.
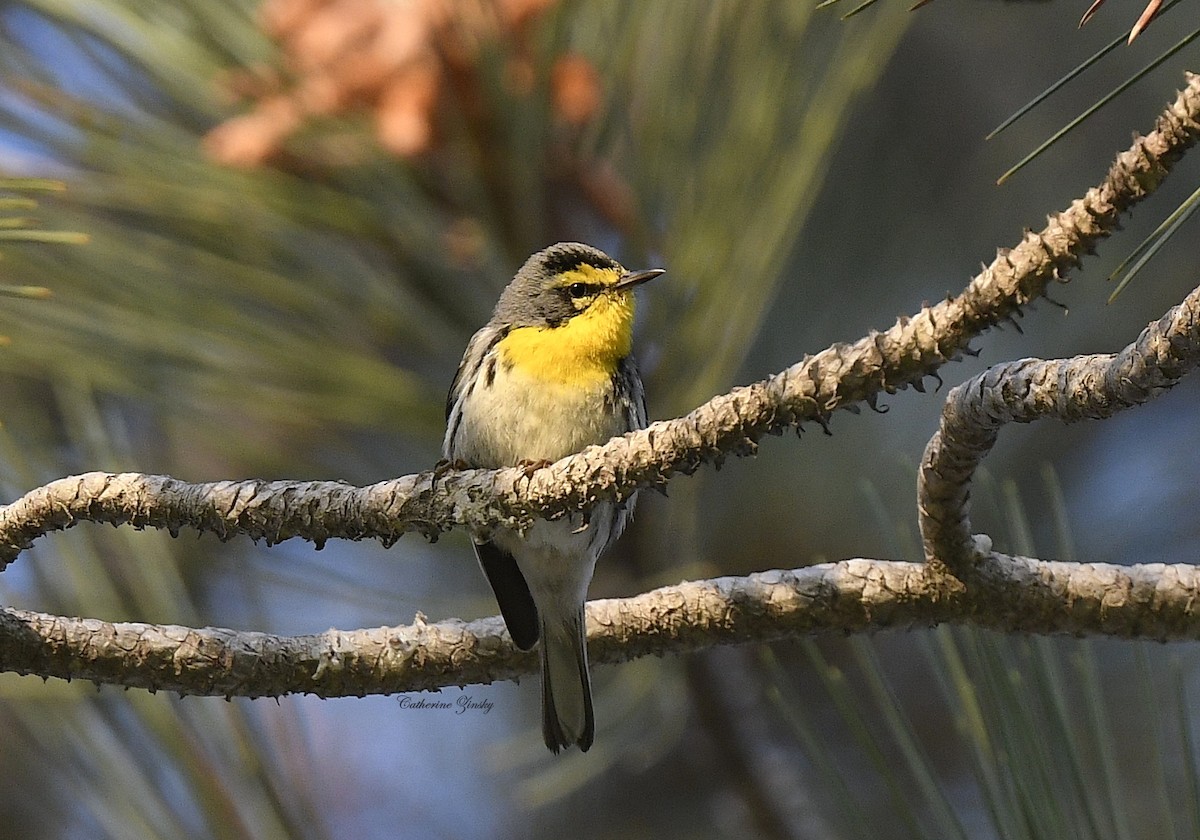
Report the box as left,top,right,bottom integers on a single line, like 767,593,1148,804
444,242,664,753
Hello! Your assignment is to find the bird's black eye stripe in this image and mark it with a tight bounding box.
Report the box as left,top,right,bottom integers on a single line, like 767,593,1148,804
565,282,599,299
541,249,619,277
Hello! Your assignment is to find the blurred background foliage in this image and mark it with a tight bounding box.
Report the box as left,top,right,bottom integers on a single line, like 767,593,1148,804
1,0,1199,837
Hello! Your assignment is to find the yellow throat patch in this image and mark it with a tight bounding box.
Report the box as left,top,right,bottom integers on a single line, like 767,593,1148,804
498,266,635,386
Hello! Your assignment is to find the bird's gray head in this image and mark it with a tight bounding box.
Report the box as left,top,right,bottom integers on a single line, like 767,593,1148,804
490,242,626,328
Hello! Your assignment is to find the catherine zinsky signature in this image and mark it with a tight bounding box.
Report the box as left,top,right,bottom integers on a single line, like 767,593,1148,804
396,694,495,715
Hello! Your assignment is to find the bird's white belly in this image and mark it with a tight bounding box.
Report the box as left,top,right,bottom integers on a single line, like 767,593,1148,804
492,511,612,609
455,357,635,611
455,362,624,467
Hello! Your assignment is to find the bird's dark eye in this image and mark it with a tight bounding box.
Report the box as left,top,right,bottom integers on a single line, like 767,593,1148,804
566,283,591,299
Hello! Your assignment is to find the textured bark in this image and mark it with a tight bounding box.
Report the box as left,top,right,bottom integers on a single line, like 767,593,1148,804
920,270,1200,576
0,75,1198,696
1,552,1198,698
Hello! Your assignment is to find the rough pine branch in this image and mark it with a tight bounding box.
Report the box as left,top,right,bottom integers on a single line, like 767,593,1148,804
921,276,1200,576
2,552,1197,698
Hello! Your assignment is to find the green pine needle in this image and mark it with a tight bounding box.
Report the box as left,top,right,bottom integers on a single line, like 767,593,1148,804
997,24,1200,185
842,0,886,20
0,285,52,299
0,229,90,244
1108,183,1200,302
0,178,65,192
986,0,1186,141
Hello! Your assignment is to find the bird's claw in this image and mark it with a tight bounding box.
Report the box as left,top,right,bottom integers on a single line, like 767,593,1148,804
432,458,471,480
515,458,553,479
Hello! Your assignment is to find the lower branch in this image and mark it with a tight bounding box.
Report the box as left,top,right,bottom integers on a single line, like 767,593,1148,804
2,550,1197,698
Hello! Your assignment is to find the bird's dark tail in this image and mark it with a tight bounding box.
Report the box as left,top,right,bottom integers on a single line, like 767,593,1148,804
539,605,594,753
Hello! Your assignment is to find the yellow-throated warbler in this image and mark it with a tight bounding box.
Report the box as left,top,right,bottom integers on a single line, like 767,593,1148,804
444,242,664,753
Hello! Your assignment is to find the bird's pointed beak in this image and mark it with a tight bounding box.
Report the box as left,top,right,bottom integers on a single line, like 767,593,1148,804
614,268,666,291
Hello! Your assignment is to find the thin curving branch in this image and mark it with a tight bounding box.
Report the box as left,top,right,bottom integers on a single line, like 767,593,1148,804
919,277,1200,576
2,73,1199,574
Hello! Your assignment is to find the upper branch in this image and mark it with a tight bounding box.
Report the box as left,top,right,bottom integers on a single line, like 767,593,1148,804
3,73,1198,569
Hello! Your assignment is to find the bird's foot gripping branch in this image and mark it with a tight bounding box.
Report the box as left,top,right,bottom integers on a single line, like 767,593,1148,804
0,74,1198,699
